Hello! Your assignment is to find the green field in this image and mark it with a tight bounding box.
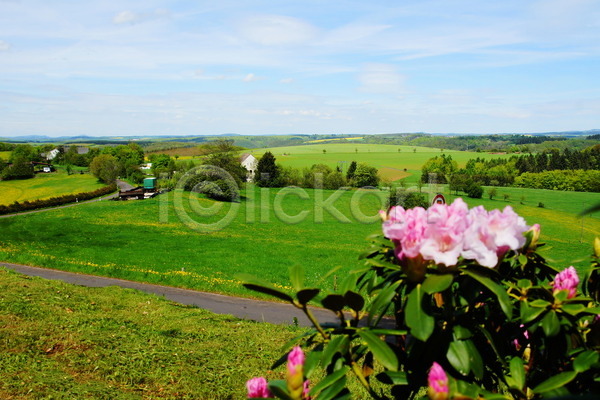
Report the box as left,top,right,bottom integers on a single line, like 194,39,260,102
0,151,11,160
0,268,298,399
0,169,105,206
0,185,597,300
245,143,512,181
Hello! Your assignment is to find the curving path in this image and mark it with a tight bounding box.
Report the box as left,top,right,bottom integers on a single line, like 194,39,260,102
0,262,380,328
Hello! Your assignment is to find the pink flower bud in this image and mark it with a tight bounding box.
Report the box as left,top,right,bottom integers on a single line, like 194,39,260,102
428,362,448,399
287,346,305,375
246,377,273,398
552,266,579,299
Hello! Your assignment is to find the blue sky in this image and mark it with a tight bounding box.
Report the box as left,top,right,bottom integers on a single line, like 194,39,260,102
1,0,599,137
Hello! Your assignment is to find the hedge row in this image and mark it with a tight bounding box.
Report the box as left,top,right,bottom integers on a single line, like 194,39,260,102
0,184,117,215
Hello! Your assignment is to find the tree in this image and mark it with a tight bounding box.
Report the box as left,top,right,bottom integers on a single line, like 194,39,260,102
346,161,357,181
2,156,34,180
90,154,120,184
488,187,498,200
353,163,379,187
255,151,279,187
465,181,483,198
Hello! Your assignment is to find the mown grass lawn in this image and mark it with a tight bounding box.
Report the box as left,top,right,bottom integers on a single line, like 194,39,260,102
0,268,301,399
0,185,597,299
0,169,105,206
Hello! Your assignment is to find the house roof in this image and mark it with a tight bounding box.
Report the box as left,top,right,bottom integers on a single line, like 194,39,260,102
240,153,256,162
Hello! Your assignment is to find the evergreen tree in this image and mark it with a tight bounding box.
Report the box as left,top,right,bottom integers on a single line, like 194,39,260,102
346,161,357,180
255,151,279,187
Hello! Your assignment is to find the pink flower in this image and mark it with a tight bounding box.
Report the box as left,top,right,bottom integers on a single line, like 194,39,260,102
428,362,448,400
303,380,311,400
246,377,273,398
553,266,579,299
462,205,529,268
419,198,468,266
287,346,305,375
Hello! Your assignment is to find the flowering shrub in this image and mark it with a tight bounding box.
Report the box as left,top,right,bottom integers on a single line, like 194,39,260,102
241,199,600,399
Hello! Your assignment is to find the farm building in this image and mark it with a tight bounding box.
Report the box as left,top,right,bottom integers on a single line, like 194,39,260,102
240,153,257,181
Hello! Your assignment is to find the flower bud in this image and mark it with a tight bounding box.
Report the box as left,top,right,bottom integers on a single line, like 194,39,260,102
552,266,580,299
428,362,449,400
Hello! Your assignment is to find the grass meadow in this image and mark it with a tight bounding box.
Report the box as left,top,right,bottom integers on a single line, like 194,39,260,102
0,267,301,399
246,143,511,181
0,185,597,300
0,169,104,206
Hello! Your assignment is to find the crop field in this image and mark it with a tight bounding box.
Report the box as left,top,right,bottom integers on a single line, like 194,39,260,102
245,143,511,181
0,185,597,300
0,169,105,206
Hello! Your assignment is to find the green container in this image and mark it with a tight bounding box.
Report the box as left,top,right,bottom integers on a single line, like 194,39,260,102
143,177,157,190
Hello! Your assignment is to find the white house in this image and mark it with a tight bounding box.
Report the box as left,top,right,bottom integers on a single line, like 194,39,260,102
44,148,60,161
240,153,258,181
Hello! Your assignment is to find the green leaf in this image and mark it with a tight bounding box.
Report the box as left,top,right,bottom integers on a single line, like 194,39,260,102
309,366,349,395
520,301,547,323
240,281,294,303
289,265,304,291
463,269,513,317
517,279,532,289
268,380,294,400
561,303,586,316
315,378,349,400
375,371,408,385
422,274,454,294
321,294,346,312
297,288,320,305
464,339,484,379
574,350,600,373
357,330,399,371
447,340,471,376
509,357,525,390
532,371,578,393
321,336,349,368
343,290,365,312
530,299,551,308
370,328,408,336
367,281,400,326
405,284,434,342
453,325,472,340
541,310,560,337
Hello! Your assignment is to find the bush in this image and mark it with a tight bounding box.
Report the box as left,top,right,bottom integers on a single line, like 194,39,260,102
388,189,429,209
465,181,483,198
241,200,600,400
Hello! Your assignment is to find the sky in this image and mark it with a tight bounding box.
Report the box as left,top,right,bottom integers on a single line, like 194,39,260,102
1,0,599,137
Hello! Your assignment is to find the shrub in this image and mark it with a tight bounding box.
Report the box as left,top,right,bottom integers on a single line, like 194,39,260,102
465,181,483,198
241,200,600,400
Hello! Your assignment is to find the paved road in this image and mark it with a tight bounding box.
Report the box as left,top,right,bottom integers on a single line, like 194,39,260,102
0,262,359,328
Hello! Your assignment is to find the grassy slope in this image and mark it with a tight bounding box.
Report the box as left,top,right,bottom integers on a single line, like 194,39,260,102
0,268,298,399
0,169,105,206
245,143,511,181
0,186,597,300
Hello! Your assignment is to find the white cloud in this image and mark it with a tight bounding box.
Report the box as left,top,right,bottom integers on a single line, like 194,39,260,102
112,8,170,25
0,40,10,51
243,73,260,82
236,14,318,46
358,64,406,93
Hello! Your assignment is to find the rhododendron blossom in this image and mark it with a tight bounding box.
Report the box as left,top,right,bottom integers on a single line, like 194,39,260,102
246,377,273,398
383,199,531,269
552,266,579,299
428,362,448,400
